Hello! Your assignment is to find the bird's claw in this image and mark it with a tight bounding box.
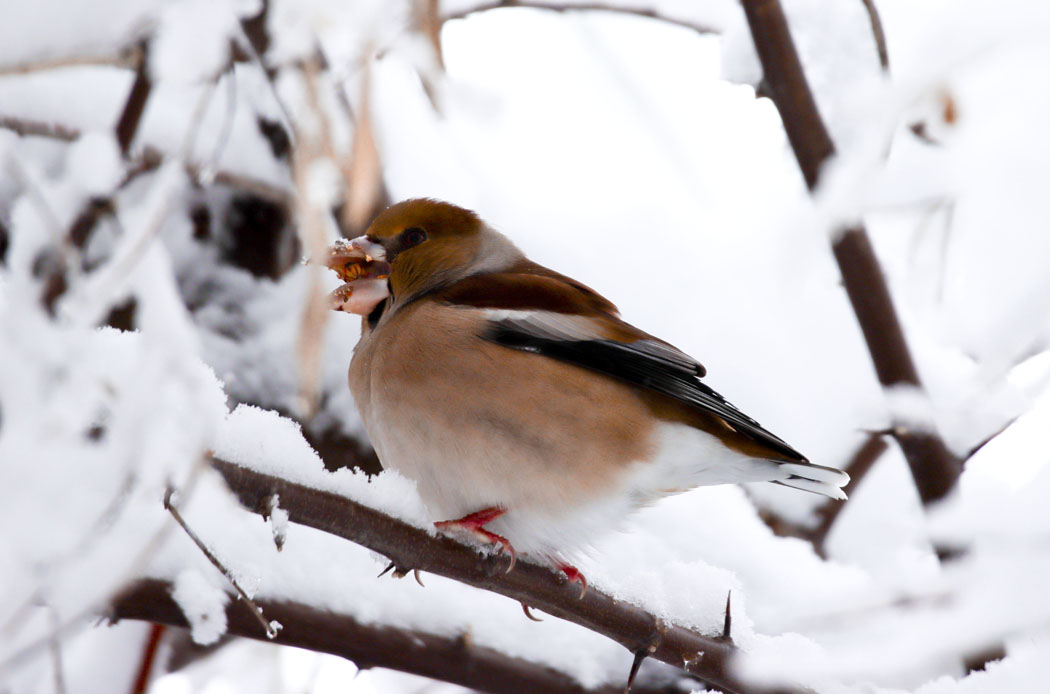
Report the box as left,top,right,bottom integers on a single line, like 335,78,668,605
520,602,543,622
435,506,517,573
558,564,588,599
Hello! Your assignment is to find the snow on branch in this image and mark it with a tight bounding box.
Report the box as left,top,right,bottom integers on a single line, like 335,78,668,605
205,457,794,694
112,578,684,694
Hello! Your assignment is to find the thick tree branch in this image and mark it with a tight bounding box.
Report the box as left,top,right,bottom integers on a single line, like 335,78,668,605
207,458,794,694
112,579,682,694
740,0,961,505
442,2,719,36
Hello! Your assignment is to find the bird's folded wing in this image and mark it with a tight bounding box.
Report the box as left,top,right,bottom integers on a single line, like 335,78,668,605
435,269,806,462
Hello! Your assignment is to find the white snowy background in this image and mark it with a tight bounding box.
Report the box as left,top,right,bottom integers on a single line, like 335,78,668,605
2,0,1050,692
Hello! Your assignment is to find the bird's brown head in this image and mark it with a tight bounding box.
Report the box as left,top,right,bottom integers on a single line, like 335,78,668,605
355,198,521,302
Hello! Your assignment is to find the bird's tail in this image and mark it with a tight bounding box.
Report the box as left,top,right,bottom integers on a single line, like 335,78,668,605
772,462,850,500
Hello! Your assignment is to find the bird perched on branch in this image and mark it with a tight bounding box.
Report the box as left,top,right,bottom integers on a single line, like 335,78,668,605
326,198,848,586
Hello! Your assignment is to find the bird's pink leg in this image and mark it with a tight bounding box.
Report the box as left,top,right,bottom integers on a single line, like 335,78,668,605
435,507,517,571
558,564,588,598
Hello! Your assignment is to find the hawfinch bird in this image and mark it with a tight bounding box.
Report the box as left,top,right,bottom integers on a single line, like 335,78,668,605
327,199,847,580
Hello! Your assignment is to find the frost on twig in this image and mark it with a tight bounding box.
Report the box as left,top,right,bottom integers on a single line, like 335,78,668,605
163,487,281,640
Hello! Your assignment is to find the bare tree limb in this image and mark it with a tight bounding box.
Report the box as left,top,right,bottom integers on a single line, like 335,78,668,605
111,579,685,694
442,2,720,36
207,457,797,694
740,0,962,506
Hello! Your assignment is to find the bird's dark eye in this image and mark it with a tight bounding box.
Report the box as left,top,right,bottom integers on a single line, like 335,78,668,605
403,227,427,247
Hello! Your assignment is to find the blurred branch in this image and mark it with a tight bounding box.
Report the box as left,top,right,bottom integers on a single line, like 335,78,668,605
206,457,797,694
341,58,385,236
0,116,79,141
129,624,165,694
114,41,152,156
0,117,292,208
740,0,962,506
758,433,888,558
0,46,141,76
442,2,720,35
112,579,682,694
859,0,889,71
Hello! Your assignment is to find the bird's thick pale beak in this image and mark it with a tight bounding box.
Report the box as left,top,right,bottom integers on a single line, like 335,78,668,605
349,235,387,262
325,237,391,282
322,236,392,315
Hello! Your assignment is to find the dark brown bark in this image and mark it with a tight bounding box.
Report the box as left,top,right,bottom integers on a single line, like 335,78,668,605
740,0,962,505
206,458,795,694
114,42,152,156
112,580,685,694
129,624,165,694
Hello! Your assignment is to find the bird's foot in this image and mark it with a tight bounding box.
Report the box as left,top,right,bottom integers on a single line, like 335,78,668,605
435,507,517,572
558,564,588,598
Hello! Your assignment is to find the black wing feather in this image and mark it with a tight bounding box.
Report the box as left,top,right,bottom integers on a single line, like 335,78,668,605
486,321,806,462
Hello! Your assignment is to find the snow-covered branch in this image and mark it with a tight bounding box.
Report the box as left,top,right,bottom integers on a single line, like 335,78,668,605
112,578,684,694
207,457,786,694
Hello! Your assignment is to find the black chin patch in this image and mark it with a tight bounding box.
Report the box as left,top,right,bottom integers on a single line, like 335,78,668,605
367,296,388,330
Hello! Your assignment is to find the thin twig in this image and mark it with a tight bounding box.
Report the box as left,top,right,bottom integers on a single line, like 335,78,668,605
197,68,239,184
129,624,166,694
858,0,889,71
0,116,79,141
163,487,280,639
441,2,720,36
0,47,141,76
48,608,67,694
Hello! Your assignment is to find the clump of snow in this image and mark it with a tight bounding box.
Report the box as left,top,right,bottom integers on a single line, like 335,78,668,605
65,132,123,196
267,494,290,551
885,383,937,434
151,0,249,84
211,404,431,528
172,569,229,645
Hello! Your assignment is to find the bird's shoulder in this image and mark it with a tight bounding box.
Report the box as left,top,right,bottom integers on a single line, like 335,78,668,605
431,259,620,317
